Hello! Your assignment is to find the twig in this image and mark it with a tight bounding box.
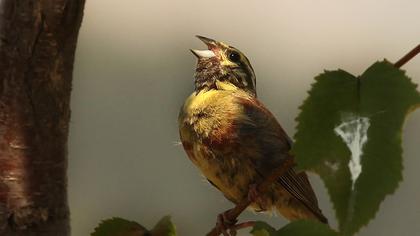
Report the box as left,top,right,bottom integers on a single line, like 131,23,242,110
206,157,295,236
394,44,420,68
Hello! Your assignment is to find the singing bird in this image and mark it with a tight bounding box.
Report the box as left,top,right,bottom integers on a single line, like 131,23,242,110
178,36,327,227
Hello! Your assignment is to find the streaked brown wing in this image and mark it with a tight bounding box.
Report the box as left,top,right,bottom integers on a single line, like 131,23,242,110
235,95,327,223
280,169,328,223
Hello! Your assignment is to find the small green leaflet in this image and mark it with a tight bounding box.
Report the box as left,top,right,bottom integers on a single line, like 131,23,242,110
150,216,177,236
91,217,147,236
292,60,420,235
91,216,176,236
250,221,277,236
250,220,338,236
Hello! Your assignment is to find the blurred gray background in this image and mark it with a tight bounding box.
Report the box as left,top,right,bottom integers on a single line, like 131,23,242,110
68,0,420,235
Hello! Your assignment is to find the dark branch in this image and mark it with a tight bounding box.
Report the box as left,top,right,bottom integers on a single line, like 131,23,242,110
394,44,420,68
0,1,85,235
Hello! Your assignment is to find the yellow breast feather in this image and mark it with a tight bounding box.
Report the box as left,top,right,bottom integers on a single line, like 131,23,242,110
180,84,250,139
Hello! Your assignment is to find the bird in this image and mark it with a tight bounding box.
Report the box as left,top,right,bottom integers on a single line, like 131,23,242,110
178,36,327,231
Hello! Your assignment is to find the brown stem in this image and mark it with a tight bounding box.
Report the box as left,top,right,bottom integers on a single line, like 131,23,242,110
394,44,420,68
206,157,295,236
232,221,256,231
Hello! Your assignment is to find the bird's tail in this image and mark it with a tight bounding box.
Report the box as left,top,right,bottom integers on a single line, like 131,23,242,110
275,195,328,224
272,169,329,224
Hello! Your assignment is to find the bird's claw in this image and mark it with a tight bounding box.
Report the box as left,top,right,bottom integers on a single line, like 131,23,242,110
216,210,238,236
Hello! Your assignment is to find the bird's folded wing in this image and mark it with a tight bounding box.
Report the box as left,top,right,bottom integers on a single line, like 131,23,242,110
235,95,327,223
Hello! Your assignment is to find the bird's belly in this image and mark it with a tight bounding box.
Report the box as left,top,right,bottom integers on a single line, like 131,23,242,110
199,151,251,202
190,142,260,205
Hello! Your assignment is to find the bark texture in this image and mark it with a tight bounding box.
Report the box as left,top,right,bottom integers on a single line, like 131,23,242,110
0,0,85,235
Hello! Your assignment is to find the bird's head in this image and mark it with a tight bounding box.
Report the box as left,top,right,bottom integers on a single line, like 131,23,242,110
191,35,256,96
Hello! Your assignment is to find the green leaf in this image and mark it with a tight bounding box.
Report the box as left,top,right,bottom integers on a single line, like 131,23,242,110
250,221,277,236
293,60,420,235
250,220,338,236
91,217,148,236
91,216,176,236
277,220,338,236
150,216,177,236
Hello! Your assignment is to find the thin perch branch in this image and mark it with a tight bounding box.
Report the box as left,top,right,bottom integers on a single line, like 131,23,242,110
394,44,420,68
206,157,295,236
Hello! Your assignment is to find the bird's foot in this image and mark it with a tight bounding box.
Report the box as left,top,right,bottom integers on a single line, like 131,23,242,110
213,209,257,236
216,210,238,236
234,221,256,231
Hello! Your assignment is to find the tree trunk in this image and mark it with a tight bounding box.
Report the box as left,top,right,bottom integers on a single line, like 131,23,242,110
0,0,85,235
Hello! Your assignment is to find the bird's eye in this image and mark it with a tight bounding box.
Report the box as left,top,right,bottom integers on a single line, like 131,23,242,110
228,51,240,63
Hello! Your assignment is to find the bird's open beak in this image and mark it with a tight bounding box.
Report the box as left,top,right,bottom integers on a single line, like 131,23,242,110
190,49,216,58
190,35,217,59
196,35,217,48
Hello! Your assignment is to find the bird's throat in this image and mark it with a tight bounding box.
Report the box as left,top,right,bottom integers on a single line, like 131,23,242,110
194,57,227,92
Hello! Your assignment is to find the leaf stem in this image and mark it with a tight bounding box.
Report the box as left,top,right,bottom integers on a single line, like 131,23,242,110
206,157,295,236
394,44,420,68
